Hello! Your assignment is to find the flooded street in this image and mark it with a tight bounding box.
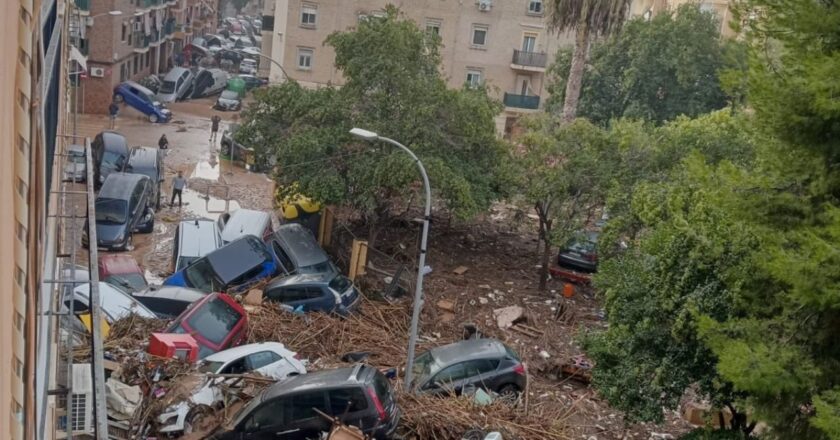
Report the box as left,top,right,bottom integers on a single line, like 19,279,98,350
71,98,274,282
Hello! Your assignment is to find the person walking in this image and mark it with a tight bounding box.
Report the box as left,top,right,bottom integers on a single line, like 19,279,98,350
170,171,186,208
210,114,222,144
108,101,119,129
158,134,169,150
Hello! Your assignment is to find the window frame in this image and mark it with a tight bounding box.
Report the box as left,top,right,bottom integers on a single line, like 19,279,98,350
470,24,489,48
296,47,313,70
465,68,483,88
527,0,544,15
300,3,317,28
425,18,442,36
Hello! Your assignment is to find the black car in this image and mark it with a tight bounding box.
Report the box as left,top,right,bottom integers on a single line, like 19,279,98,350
83,173,155,251
91,131,130,189
209,364,400,440
216,49,243,64
557,231,599,273
411,338,527,399
263,272,361,316
127,146,164,209
267,223,338,276
130,286,208,318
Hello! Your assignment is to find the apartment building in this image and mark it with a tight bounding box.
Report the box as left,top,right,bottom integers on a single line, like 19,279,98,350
631,0,736,36
77,0,217,114
1,0,66,438
261,0,572,131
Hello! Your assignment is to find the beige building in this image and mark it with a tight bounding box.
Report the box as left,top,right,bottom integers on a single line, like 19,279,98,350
2,0,67,438
631,0,736,37
78,0,217,114
261,0,572,133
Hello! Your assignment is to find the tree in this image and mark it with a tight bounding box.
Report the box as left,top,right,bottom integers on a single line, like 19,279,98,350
546,0,632,122
236,7,507,245
546,5,736,125
513,116,616,290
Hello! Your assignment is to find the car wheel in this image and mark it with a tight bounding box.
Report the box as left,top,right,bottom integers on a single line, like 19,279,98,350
149,113,159,123
141,214,155,234
497,384,520,404
113,93,124,103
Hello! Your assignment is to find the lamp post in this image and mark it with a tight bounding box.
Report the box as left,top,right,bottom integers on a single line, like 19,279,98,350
253,52,290,83
349,128,431,391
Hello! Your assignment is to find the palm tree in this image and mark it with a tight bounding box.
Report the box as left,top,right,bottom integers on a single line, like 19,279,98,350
548,0,632,122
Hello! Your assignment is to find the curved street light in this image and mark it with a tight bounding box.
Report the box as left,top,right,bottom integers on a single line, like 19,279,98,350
349,128,431,391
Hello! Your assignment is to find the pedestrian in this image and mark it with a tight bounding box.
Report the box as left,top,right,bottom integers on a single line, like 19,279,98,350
170,171,186,208
158,134,169,150
108,101,119,129
210,114,222,144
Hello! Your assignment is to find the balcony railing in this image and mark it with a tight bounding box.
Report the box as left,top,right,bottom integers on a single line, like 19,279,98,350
150,28,161,44
503,93,540,110
164,19,175,35
75,0,90,11
512,49,547,68
133,31,150,49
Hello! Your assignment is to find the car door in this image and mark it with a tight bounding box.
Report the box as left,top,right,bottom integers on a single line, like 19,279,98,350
459,359,502,392
237,397,295,440
127,184,141,229
246,350,294,379
284,390,330,438
424,362,473,395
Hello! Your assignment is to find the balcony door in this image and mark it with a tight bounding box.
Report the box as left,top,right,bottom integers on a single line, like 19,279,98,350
522,34,537,53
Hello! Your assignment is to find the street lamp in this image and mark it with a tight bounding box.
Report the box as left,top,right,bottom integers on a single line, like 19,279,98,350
349,128,431,391
253,53,290,82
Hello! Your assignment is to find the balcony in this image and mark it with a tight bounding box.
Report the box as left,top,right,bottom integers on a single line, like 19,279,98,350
510,49,547,72
74,0,90,11
164,19,175,36
503,93,540,110
133,31,150,52
149,29,161,46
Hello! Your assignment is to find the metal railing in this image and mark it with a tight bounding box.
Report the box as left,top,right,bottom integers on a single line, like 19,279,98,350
503,92,541,109
133,31,150,49
512,49,547,68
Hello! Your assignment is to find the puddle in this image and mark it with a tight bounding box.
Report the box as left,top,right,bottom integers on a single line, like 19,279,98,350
180,188,240,220
191,158,220,180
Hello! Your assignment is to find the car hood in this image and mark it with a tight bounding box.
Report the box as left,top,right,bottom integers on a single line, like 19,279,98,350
64,163,85,175
217,98,239,105
157,93,177,103
96,222,128,242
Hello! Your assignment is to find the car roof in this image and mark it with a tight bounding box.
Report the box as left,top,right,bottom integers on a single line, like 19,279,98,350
266,272,332,289
428,338,507,365
68,144,85,153
121,81,154,96
220,209,270,242
206,235,270,283
272,223,329,268
98,173,148,199
263,365,369,399
128,146,159,168
179,219,221,255
71,282,157,319
99,254,142,275
96,131,128,150
164,67,190,80
203,342,288,363
133,285,207,302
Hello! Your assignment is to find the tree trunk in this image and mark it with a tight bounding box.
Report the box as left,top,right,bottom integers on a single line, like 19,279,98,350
540,232,551,291
536,203,552,291
561,22,592,123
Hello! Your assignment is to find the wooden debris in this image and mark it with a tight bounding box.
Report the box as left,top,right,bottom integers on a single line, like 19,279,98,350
436,299,456,312
452,265,469,275
510,323,544,338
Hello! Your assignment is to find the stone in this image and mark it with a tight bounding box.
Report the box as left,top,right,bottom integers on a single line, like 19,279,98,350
492,305,524,329
478,284,491,289
243,289,263,306
452,266,468,275
436,299,456,312
479,297,489,305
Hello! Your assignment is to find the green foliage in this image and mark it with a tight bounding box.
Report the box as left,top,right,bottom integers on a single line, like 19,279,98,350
546,0,632,36
236,7,507,232
547,5,739,124
680,428,748,440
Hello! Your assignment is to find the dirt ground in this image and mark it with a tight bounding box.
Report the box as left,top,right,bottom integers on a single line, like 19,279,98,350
64,104,694,439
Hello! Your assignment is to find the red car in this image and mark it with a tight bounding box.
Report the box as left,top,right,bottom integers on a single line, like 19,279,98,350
164,293,248,359
99,254,148,292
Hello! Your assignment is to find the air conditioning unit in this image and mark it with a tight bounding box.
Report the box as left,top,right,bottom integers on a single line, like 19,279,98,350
478,0,493,11
69,364,93,436
89,67,105,77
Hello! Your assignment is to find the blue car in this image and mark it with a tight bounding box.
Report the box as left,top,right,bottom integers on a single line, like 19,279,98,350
163,235,278,294
263,272,361,316
113,80,172,123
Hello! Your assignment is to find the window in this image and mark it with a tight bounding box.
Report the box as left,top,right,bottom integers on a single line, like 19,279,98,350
146,52,151,68
121,22,128,41
120,62,127,81
466,68,483,88
133,55,139,74
329,388,369,413
271,242,295,273
471,25,488,47
297,47,313,70
300,3,317,27
425,19,441,36
245,398,285,430
186,297,242,344
466,359,501,374
261,15,275,31
522,34,537,52
289,391,328,420
247,351,281,370
433,362,470,384
528,0,543,15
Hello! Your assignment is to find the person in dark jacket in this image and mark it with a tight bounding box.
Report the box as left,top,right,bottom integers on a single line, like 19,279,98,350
158,134,169,150
108,101,119,129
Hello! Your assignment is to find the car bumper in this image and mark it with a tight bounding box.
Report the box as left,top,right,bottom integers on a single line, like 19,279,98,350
372,407,400,439
557,254,597,273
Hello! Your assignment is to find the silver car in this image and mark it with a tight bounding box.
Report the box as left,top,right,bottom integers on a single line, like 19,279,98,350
157,67,194,103
63,144,86,182
214,89,242,111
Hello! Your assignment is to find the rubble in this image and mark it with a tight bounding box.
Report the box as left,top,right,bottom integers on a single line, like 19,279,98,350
492,306,524,329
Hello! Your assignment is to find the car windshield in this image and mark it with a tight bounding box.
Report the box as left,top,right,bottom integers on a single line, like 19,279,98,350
329,274,352,292
102,150,122,168
95,199,127,224
186,296,241,345
160,80,176,93
104,273,147,291
221,90,239,100
184,259,224,292
132,166,157,181
411,351,441,385
177,256,199,271
198,360,225,374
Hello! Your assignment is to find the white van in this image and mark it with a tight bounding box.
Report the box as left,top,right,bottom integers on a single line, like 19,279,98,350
172,218,224,272
218,208,273,244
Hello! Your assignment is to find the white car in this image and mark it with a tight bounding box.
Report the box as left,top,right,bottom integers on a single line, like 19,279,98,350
157,342,306,434
239,58,257,75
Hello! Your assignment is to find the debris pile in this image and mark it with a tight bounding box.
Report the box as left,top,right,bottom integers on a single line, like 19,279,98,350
397,392,569,440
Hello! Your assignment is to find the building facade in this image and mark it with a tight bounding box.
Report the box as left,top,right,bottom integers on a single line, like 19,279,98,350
2,0,66,438
261,0,572,132
630,0,735,37
77,0,217,114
